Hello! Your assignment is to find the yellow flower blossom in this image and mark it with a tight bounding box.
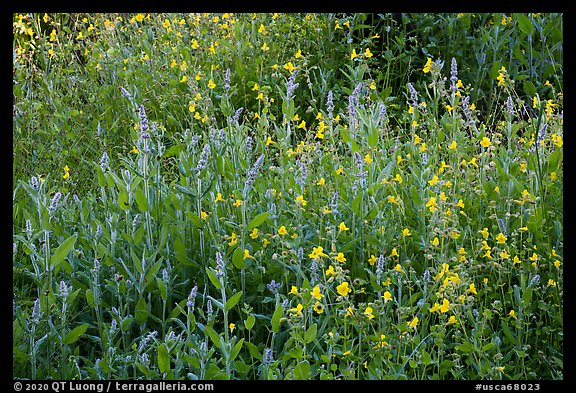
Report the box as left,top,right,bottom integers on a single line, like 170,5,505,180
290,303,304,317
426,197,439,212
382,291,392,303
368,255,377,266
336,281,352,297
350,48,358,60
423,57,433,73
243,249,255,260
496,233,507,244
311,285,323,300
289,286,300,296
325,265,336,277
408,316,419,328
313,302,324,314
228,232,238,246
439,298,450,313
296,195,307,206
283,62,296,73
364,306,375,319
335,252,347,263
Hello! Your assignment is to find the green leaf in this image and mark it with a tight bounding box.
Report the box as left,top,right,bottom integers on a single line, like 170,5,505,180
157,343,170,374
304,323,317,344
50,234,77,268
245,314,255,331
185,211,203,229
118,189,130,211
206,267,222,290
225,291,243,312
522,287,533,305
515,13,534,35
96,166,106,187
421,349,432,365
85,288,95,307
63,323,89,345
157,277,168,302
548,148,562,172
204,325,221,349
163,144,182,158
174,237,197,267
351,192,363,217
247,212,269,230
229,338,244,361
232,247,247,269
367,126,378,147
135,297,149,325
502,321,518,345
455,342,474,353
245,341,262,361
293,360,310,379
134,187,150,212
271,303,283,333
523,81,537,97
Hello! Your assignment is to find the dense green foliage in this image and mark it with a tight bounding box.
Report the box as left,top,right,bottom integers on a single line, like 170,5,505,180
13,13,562,380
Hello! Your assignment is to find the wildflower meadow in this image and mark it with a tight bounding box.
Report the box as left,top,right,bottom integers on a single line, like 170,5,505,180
13,13,563,381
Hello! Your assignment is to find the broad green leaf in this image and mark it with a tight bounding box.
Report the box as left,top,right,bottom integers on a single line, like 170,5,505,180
304,323,317,344
522,287,533,305
548,148,562,171
63,323,89,345
204,325,221,349
501,321,518,345
367,126,378,147
50,234,77,268
247,212,269,230
523,81,537,97
245,314,255,331
271,303,283,333
515,13,534,35
232,247,247,269
229,338,244,361
245,341,262,361
118,189,130,211
163,144,182,158
157,277,167,301
96,166,105,187
206,267,222,290
225,291,243,312
135,297,149,325
134,187,150,212
185,211,203,228
421,350,432,365
351,192,363,217
293,360,310,379
157,343,170,374
85,288,95,307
